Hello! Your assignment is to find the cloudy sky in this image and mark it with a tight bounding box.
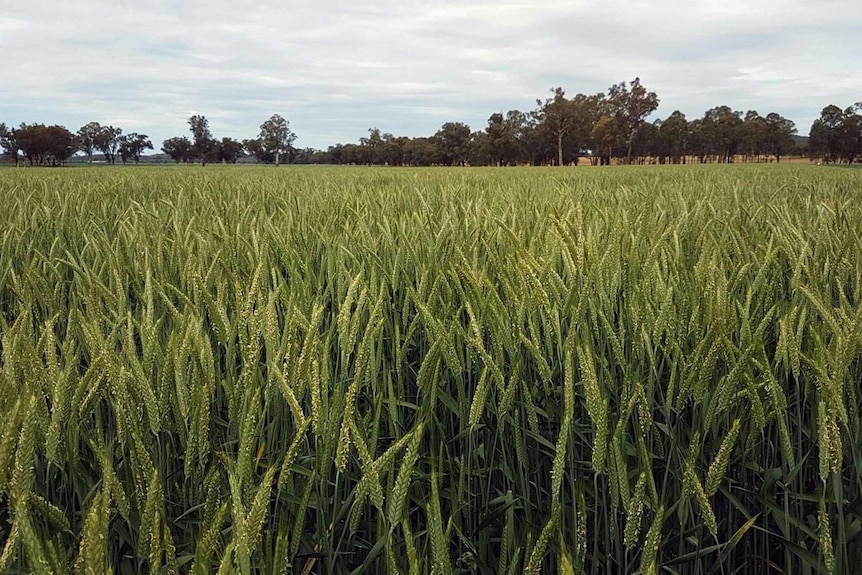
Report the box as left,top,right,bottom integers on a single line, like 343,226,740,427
1,0,860,150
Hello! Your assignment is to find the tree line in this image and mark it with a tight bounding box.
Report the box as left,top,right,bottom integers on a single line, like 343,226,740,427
0,122,153,167
809,104,862,164
2,78,861,166
160,114,297,166
311,81,842,166
0,114,296,167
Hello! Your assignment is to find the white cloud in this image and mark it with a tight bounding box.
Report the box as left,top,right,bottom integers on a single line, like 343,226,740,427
1,0,860,148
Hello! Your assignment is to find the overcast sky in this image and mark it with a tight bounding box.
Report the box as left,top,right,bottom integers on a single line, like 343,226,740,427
1,0,860,150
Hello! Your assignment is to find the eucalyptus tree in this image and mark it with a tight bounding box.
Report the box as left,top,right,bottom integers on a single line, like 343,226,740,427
809,103,861,163
658,111,690,164
117,133,153,164
77,121,103,163
94,125,122,165
590,114,623,165
161,136,194,163
764,113,797,162
0,123,20,166
740,110,768,161
485,112,529,166
13,123,78,165
217,137,246,164
433,122,472,166
607,77,659,164
258,114,297,166
188,114,215,165
536,87,576,166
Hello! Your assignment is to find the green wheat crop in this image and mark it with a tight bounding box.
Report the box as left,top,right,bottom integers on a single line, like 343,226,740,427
0,163,860,574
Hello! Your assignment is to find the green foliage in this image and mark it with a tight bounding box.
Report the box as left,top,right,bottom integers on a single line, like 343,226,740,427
0,164,861,574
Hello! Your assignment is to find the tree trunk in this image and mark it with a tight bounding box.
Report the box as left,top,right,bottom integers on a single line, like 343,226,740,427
557,132,563,167
276,151,281,167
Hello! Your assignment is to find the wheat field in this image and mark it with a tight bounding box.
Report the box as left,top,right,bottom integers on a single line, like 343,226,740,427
0,164,860,574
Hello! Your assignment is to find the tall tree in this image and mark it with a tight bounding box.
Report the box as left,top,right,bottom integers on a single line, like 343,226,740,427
77,122,103,163
688,118,710,163
359,127,385,165
520,112,553,165
0,123,21,166
536,87,575,166
845,103,862,163
504,110,531,165
607,77,660,163
534,91,603,166
161,136,194,163
78,122,102,164
809,105,844,162
699,106,743,163
569,92,606,165
658,111,690,164
381,134,409,166
117,133,153,164
433,122,472,166
188,114,215,166
243,138,270,164
14,124,78,166
94,125,122,165
468,129,492,166
402,137,439,166
217,137,246,164
258,114,297,166
764,113,797,162
740,111,768,161
485,112,528,166
590,115,623,166
632,121,661,163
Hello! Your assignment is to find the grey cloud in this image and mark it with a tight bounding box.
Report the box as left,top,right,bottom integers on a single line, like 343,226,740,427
1,0,860,149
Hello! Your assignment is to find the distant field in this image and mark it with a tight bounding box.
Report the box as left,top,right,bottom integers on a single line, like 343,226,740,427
1,165,860,574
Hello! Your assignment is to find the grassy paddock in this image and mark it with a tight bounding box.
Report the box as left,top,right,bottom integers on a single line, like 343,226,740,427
0,164,861,574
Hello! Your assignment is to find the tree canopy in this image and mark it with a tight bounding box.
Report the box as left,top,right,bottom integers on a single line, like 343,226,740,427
118,133,154,164
809,104,862,163
188,115,215,166
254,114,297,166
4,81,855,167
